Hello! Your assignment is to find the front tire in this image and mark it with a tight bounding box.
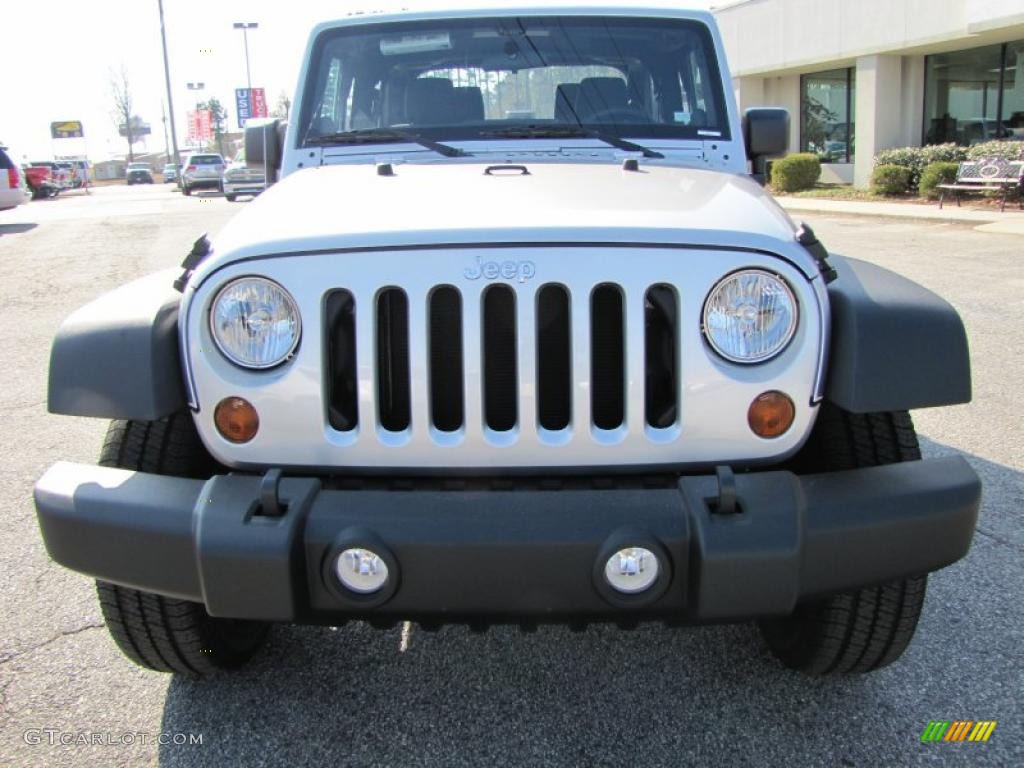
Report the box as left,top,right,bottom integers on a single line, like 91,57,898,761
182,184,191,196
95,413,270,676
758,405,928,675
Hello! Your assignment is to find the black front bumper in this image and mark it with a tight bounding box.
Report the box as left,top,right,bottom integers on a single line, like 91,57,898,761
33,458,980,624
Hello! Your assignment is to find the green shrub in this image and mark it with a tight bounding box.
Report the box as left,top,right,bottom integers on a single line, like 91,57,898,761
875,143,967,189
770,153,821,193
871,164,913,196
966,140,1024,162
918,162,960,199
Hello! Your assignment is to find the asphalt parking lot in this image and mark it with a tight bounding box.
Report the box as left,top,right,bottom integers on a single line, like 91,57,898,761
0,185,1021,767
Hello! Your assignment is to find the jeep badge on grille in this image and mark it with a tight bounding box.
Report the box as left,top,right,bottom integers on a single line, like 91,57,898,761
464,256,536,283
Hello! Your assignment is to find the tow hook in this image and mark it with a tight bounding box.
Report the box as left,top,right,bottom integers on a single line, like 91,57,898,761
712,465,739,515
258,468,286,517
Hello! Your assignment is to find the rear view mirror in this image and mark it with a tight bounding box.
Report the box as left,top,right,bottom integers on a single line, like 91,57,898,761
245,118,285,185
744,108,789,159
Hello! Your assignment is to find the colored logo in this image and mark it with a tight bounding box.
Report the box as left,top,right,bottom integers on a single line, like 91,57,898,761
921,721,997,742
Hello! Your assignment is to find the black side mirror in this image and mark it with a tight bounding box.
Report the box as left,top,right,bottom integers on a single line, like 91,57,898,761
743,108,789,184
245,118,284,184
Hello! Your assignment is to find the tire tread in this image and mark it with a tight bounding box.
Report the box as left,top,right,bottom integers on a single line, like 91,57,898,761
760,404,928,675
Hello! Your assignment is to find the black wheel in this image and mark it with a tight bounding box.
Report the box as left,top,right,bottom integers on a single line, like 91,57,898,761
758,405,928,675
225,194,237,202
182,184,191,196
95,413,270,676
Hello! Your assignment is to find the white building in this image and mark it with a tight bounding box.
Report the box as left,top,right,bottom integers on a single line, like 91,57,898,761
714,0,1024,186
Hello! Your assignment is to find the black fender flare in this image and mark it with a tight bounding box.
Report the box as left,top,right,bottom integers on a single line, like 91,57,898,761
48,270,186,421
824,255,971,413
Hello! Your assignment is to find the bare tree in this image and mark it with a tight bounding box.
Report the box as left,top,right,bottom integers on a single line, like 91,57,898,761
110,65,135,162
272,90,292,120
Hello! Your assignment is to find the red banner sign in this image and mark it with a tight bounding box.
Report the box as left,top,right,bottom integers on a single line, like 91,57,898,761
251,88,268,119
187,110,213,142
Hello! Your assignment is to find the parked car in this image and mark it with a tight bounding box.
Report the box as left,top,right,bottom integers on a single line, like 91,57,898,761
0,146,29,210
63,160,90,188
221,152,265,201
180,153,225,195
126,163,155,185
163,164,180,184
23,165,60,199
30,161,73,189
35,3,980,680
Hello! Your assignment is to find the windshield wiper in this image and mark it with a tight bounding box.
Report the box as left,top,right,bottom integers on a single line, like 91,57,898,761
483,125,664,159
307,129,470,158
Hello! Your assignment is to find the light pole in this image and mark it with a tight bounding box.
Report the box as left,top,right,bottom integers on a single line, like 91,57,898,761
233,22,259,122
187,82,205,150
157,0,181,168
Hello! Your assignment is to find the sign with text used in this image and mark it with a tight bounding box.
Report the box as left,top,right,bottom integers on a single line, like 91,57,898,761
236,87,268,128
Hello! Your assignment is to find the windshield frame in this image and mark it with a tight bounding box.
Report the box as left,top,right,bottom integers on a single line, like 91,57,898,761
298,14,731,149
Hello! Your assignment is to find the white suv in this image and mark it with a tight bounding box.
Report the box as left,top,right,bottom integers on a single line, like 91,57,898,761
180,153,225,196
0,146,29,211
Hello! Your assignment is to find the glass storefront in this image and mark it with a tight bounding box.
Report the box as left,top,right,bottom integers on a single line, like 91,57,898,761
801,68,855,163
924,41,1024,145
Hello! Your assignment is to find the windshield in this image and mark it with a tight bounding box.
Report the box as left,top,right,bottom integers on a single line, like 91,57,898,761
190,155,223,165
300,16,728,146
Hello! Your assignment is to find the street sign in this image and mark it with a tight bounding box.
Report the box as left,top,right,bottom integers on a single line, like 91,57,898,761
236,87,268,128
51,121,84,139
118,116,151,138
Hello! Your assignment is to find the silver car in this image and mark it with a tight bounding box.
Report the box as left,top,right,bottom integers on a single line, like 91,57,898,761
221,153,265,201
180,153,224,195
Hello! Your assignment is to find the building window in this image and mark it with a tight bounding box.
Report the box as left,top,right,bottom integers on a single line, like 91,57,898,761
801,68,855,164
1004,41,1024,138
924,41,1024,145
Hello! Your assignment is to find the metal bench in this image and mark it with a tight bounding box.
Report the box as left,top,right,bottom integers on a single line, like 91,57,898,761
938,158,1024,212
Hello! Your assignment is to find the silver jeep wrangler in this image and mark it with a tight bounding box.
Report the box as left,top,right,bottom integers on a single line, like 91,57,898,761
35,3,980,677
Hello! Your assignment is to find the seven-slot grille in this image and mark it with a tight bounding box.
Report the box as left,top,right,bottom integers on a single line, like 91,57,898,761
325,283,679,443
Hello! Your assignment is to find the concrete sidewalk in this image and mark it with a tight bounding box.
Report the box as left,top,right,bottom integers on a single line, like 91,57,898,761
776,195,1024,234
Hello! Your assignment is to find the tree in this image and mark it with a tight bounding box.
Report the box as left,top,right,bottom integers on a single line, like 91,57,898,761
110,65,136,161
272,90,292,120
801,95,838,159
198,98,229,156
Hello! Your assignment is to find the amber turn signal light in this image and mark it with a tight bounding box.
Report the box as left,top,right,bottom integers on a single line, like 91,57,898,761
748,391,795,439
214,397,259,443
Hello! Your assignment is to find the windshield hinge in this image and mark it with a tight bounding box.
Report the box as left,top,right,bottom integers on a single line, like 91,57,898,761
173,233,212,293
796,223,838,284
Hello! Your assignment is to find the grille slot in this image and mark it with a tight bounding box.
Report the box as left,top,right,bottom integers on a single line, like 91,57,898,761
590,284,626,430
537,284,571,431
483,285,518,431
325,278,684,442
645,284,678,429
429,286,464,432
325,290,358,431
376,288,411,432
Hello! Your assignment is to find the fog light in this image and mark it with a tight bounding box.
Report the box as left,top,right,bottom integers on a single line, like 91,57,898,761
214,397,259,443
748,391,795,439
604,547,659,594
335,548,389,594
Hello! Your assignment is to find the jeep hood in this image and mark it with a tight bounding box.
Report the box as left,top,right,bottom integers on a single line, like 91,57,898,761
201,162,807,278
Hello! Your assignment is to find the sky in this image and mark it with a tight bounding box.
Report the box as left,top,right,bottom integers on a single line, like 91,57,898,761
0,0,714,163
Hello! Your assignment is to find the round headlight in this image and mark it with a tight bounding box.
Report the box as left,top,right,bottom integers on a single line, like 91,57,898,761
702,270,797,363
210,277,301,369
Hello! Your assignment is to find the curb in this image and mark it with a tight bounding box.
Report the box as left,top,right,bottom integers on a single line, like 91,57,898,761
775,196,1024,232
